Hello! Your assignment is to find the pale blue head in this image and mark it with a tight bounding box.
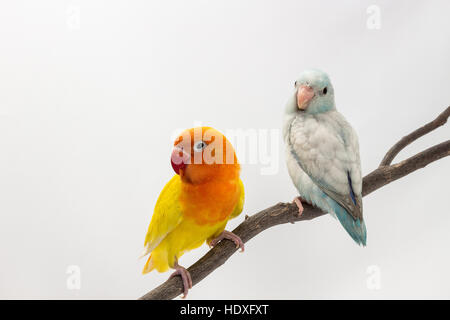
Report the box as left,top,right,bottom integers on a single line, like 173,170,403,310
292,69,335,114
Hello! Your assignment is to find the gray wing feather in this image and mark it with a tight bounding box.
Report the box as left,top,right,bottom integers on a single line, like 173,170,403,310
287,112,363,221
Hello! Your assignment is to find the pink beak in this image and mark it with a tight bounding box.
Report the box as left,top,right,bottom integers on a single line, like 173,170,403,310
297,85,315,110
170,147,190,175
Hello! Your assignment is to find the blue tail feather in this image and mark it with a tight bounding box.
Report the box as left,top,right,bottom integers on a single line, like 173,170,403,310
328,197,366,246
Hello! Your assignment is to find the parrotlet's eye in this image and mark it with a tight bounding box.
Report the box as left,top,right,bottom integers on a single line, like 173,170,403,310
322,87,328,95
193,141,207,152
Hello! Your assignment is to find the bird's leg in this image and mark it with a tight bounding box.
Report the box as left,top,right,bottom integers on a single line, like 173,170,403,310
208,230,245,252
168,258,192,299
293,196,311,216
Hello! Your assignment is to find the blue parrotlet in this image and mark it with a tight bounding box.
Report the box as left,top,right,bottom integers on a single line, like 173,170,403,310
283,69,367,246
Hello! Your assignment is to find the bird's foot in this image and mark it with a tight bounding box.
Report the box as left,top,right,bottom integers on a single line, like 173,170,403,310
169,262,192,299
209,230,245,252
293,196,310,216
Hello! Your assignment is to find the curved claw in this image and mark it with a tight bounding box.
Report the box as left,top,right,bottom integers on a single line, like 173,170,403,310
209,230,245,252
169,264,192,298
294,196,312,217
293,197,304,216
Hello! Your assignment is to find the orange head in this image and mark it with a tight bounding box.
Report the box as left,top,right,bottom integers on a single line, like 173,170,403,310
170,127,239,184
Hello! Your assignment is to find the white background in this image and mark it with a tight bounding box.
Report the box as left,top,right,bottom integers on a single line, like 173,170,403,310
0,0,449,299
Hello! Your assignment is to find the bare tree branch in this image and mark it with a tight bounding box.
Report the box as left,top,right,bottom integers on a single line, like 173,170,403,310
364,140,449,195
379,106,450,166
139,107,450,300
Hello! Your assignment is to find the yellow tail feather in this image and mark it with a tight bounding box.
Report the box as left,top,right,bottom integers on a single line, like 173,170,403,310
142,254,155,274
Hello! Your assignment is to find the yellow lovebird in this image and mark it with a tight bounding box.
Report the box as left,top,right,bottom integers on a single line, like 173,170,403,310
141,127,245,297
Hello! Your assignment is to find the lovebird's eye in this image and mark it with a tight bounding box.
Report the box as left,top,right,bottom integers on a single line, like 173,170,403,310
193,141,207,152
294,81,297,88
322,87,328,95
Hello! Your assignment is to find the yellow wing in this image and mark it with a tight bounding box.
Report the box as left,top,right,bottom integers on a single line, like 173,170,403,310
141,175,183,257
230,178,245,219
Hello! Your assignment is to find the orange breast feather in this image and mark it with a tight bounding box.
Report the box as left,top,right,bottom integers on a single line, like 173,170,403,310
180,173,240,225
